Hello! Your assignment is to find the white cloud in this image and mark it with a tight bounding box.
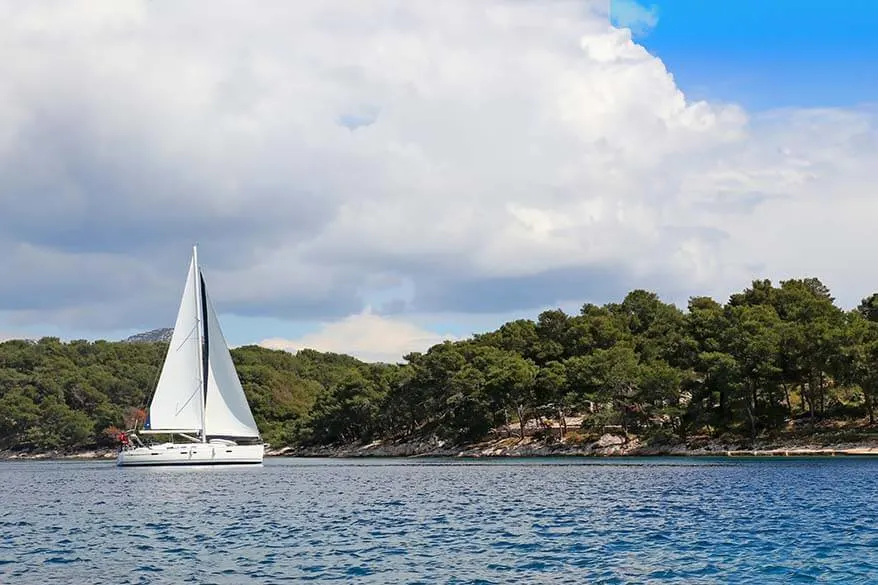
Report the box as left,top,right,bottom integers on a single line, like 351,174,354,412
259,310,458,363
0,332,32,343
0,0,875,338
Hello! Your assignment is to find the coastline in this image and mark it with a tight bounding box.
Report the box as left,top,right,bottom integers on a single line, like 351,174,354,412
271,433,878,459
7,432,878,461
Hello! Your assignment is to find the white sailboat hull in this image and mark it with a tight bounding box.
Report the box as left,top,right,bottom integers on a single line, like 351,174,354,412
116,442,264,466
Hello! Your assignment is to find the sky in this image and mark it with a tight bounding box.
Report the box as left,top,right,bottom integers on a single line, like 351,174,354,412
618,0,878,110
0,0,876,362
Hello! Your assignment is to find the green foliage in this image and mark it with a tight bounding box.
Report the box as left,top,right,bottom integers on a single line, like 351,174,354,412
1,276,876,452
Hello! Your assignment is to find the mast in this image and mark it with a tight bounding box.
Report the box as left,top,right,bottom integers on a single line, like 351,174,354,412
199,267,211,441
193,244,207,443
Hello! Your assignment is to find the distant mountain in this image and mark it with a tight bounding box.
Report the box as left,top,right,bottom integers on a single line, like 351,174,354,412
124,328,173,344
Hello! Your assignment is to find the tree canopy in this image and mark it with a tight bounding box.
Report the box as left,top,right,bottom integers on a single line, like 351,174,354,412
1,277,877,452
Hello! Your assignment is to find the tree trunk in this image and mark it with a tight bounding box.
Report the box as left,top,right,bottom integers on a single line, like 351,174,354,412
676,414,687,443
865,388,875,425
808,374,817,419
751,378,758,416
746,405,757,445
516,404,526,439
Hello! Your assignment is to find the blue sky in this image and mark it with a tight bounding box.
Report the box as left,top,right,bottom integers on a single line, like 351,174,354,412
1,1,877,361
617,0,877,110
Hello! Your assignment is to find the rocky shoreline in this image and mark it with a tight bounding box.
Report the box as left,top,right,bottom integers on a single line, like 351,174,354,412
274,433,878,458
5,432,878,461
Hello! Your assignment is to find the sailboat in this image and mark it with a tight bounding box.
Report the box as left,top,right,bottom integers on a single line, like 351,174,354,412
117,246,264,466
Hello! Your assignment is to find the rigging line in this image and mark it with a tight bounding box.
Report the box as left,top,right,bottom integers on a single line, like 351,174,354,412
160,325,202,418
135,336,175,430
174,379,203,416
173,323,199,353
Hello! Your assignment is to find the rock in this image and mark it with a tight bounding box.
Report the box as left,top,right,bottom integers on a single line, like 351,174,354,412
596,433,626,448
124,328,173,343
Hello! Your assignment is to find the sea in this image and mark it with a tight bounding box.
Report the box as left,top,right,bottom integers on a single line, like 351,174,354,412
1,457,876,584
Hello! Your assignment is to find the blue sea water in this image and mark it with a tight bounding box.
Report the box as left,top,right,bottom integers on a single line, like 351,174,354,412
1,457,876,584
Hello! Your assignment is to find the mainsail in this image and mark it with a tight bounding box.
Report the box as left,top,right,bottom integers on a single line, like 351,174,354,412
145,247,260,440
146,256,203,432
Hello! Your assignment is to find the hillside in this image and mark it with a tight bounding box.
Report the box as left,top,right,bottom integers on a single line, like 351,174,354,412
3,277,878,456
123,328,173,344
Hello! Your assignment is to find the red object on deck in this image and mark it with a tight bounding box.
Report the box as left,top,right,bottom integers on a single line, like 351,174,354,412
119,431,130,446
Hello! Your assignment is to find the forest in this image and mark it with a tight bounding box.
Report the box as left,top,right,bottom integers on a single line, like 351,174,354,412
3,277,878,453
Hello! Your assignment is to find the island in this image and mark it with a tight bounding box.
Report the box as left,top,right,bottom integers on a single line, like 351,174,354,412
3,277,878,459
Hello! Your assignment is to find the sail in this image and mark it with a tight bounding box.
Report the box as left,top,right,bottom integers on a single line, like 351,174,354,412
201,275,260,438
146,256,204,432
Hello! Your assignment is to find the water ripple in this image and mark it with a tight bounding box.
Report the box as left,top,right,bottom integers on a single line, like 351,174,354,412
0,458,876,583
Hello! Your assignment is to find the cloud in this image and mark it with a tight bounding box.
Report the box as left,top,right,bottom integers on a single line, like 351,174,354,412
610,0,660,36
0,0,876,337
259,310,457,363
